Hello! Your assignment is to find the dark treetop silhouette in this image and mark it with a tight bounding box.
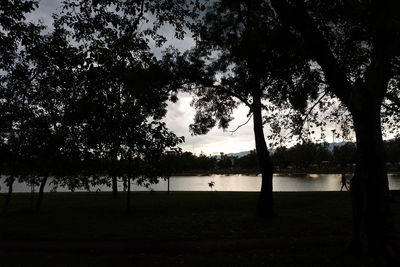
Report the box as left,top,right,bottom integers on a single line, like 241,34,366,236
0,0,42,212
271,0,400,262
166,0,319,217
1,0,189,211
56,0,197,199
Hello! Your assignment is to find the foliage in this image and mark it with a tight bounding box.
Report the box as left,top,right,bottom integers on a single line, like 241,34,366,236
234,150,258,170
382,78,400,137
160,139,400,173
332,143,357,168
0,0,44,184
1,0,191,207
164,0,318,136
217,153,232,169
161,151,216,172
164,0,324,216
0,0,38,69
384,138,400,164
52,1,197,192
263,0,400,255
264,0,400,145
272,142,346,171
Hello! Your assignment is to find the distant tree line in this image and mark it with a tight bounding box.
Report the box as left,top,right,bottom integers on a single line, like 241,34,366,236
164,139,400,173
264,139,399,172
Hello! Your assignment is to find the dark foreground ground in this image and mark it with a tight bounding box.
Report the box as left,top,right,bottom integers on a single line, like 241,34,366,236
1,191,399,266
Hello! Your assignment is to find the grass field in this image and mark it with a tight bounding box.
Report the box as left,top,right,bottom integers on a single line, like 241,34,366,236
1,191,399,266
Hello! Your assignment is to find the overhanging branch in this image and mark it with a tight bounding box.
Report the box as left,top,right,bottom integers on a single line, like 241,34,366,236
296,91,328,136
228,114,253,134
270,0,352,105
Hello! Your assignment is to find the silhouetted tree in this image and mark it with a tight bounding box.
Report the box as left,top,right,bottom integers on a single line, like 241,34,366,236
382,77,400,137
1,0,188,211
271,0,400,259
333,143,357,172
384,138,400,166
270,148,290,170
57,0,194,198
196,153,216,171
287,142,331,170
234,150,259,170
0,0,38,68
122,123,183,211
27,24,85,211
168,0,317,217
218,153,232,169
0,0,42,212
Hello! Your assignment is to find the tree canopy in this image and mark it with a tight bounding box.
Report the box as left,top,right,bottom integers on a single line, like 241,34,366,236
270,0,400,260
1,0,186,211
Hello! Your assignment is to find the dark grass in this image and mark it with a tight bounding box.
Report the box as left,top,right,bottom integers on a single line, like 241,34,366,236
1,191,399,266
1,192,353,240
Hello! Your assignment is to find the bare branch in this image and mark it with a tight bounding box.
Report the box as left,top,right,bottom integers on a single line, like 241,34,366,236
296,91,328,136
228,114,253,134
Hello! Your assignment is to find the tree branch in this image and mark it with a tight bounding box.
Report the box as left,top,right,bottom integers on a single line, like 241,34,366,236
132,0,145,29
228,114,253,134
363,4,394,103
296,91,328,136
382,103,400,113
213,84,252,108
270,0,352,106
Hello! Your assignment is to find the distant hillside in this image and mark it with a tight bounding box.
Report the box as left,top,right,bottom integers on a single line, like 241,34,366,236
226,151,251,158
211,151,252,159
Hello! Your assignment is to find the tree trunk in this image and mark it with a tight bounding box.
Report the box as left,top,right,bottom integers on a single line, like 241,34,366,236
2,175,15,214
252,82,274,217
29,178,35,211
351,105,397,261
36,175,48,212
111,153,118,198
126,176,131,212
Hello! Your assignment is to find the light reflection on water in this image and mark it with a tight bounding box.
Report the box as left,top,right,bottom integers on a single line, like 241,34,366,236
1,173,400,193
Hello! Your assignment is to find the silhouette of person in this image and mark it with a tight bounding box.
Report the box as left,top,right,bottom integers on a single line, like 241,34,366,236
123,178,127,192
340,173,349,191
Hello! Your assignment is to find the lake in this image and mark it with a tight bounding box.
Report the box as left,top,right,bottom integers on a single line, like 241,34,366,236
1,173,400,193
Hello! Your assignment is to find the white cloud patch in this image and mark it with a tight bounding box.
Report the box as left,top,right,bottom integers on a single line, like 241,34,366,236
163,92,257,155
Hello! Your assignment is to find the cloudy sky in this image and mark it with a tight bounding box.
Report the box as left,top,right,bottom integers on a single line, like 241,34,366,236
28,0,261,156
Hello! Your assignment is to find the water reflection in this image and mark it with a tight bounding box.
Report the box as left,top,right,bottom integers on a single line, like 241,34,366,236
1,173,400,193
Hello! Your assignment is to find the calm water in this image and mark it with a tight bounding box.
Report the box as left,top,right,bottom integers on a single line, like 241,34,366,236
1,173,400,193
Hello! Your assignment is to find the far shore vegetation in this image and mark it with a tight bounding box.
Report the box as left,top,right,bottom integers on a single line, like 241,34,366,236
167,139,400,175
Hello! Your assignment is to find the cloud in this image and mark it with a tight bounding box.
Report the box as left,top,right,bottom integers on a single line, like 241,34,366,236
28,2,259,155
163,93,257,155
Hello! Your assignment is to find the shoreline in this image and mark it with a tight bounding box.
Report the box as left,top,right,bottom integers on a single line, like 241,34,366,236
172,170,400,176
